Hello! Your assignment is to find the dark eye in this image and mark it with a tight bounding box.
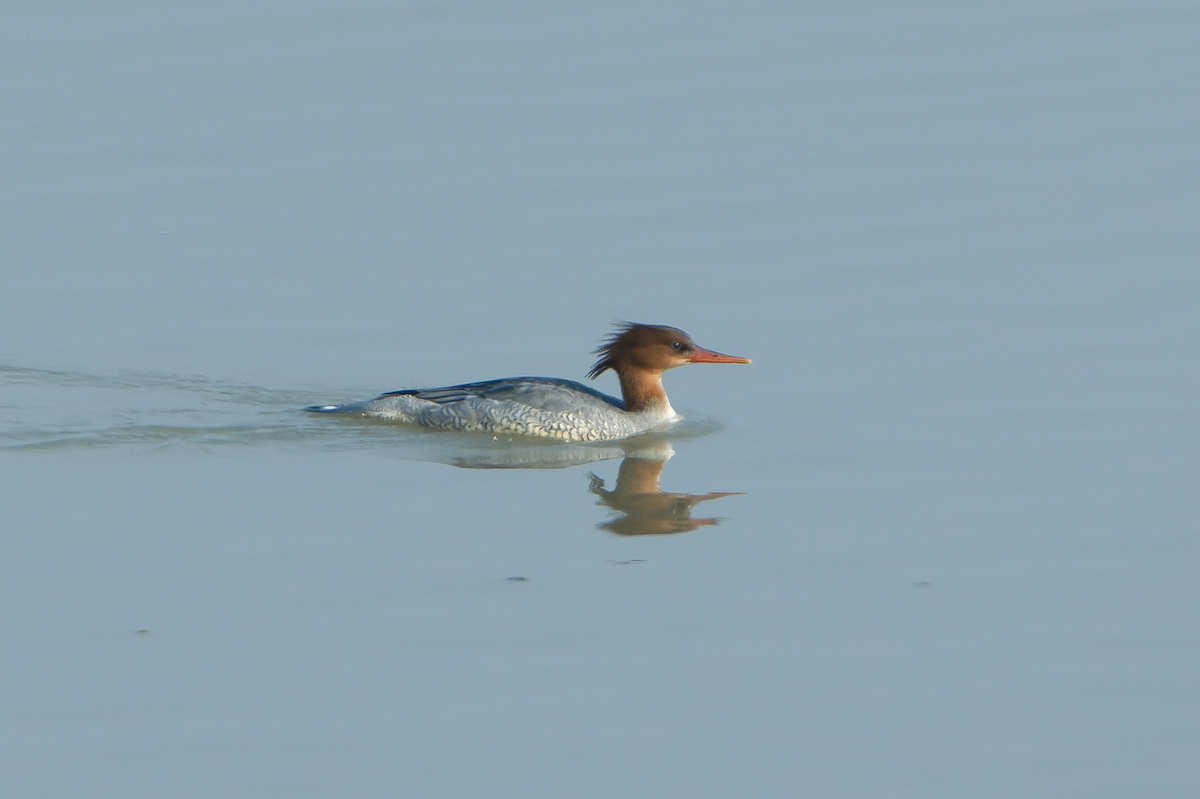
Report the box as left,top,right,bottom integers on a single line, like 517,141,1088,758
671,342,683,351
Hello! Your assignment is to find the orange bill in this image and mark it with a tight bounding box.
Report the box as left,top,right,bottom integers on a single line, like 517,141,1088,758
688,345,752,365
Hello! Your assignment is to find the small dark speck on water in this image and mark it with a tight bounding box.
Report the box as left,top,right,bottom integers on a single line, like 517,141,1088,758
912,581,932,589
135,629,151,635
609,559,647,566
506,576,529,582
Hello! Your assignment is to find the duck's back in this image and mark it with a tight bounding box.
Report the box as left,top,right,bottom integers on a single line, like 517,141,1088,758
311,377,675,442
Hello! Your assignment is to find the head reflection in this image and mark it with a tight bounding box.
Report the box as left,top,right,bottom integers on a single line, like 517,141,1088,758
588,451,743,536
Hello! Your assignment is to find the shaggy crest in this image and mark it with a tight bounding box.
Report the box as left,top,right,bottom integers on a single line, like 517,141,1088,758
587,322,637,379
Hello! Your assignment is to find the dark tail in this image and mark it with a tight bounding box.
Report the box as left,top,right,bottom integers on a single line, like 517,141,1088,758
307,399,372,414
306,403,346,413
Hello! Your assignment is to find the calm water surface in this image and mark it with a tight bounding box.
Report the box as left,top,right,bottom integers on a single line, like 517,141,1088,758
2,1,1198,797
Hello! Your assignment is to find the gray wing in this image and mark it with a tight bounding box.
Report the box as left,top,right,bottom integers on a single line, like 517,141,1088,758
379,377,625,412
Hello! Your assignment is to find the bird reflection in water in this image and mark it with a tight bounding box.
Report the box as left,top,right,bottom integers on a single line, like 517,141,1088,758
440,435,743,535
588,453,743,536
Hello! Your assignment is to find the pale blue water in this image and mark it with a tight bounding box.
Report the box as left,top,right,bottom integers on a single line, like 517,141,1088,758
2,1,1198,797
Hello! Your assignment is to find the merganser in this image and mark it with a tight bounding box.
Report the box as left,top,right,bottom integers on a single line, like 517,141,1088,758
308,323,751,442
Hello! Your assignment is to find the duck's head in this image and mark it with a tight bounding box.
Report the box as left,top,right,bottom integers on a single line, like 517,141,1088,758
587,323,751,379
